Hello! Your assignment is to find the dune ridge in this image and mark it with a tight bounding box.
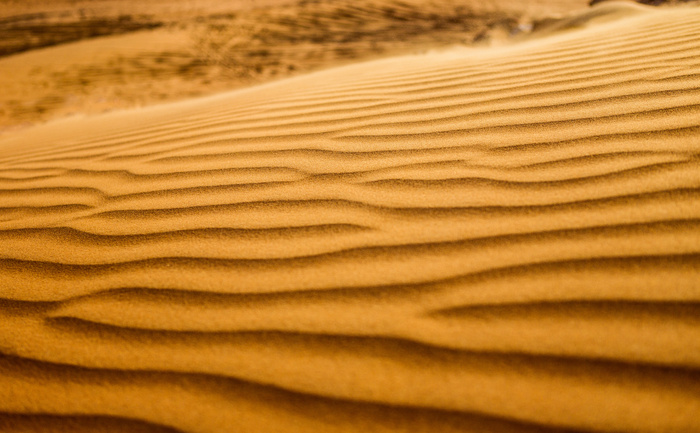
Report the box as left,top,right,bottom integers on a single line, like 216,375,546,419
1,4,700,432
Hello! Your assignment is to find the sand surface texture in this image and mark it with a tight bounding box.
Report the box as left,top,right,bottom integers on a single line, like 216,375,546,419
1,3,699,432
0,0,589,132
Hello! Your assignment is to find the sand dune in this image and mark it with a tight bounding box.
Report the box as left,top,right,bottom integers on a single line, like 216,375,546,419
0,2,699,432
0,0,590,132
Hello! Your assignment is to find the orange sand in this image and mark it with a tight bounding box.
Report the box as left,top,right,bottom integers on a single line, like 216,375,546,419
0,0,591,132
0,2,699,432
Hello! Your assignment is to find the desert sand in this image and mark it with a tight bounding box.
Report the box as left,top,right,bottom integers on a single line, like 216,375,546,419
0,1,700,432
0,0,591,132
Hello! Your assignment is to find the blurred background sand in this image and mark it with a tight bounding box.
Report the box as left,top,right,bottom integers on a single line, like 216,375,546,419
5,0,697,133
0,0,599,132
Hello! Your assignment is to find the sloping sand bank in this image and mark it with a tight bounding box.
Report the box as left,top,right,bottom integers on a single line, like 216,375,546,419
0,3,699,432
0,0,589,131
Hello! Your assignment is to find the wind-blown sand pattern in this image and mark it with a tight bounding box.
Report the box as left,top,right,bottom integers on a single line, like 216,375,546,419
1,3,700,432
0,0,590,132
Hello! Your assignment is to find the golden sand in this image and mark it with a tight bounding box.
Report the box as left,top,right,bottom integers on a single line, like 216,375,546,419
0,0,591,131
0,2,699,432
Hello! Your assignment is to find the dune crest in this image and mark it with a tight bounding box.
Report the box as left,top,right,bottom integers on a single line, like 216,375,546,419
1,5,700,433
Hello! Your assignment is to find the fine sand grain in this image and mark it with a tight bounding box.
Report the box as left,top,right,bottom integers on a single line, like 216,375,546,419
0,2,699,432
